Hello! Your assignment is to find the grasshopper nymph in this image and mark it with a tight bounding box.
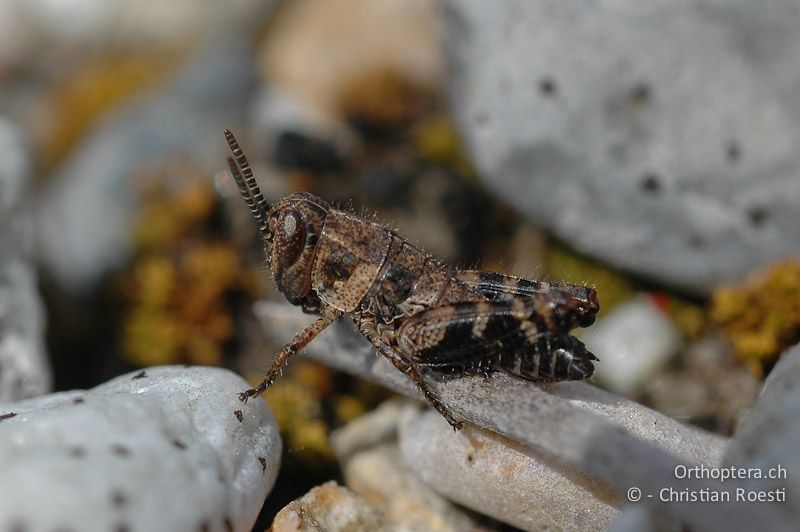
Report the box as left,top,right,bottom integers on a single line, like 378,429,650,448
225,130,599,429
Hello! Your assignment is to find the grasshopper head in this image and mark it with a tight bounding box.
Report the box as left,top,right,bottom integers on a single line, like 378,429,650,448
265,193,329,304
224,130,330,305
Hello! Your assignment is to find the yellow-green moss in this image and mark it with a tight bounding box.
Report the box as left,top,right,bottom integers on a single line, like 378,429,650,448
253,359,394,464
121,176,262,367
133,179,216,252
333,395,368,426
265,368,334,461
412,114,476,179
710,260,800,376
662,295,708,340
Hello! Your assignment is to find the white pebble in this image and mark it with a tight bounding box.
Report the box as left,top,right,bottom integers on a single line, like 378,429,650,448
0,366,281,532
584,295,682,395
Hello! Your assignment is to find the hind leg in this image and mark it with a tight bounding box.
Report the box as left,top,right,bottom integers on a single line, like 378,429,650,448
352,313,465,430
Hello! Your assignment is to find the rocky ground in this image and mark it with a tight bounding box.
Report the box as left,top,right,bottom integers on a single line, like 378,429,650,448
1,1,799,530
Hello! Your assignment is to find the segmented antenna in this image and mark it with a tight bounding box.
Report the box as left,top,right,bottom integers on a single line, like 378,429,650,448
224,129,270,234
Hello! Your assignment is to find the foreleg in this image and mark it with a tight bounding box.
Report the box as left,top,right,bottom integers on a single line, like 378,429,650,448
239,308,341,402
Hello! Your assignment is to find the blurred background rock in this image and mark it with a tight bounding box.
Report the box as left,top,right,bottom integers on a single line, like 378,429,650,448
1,0,799,530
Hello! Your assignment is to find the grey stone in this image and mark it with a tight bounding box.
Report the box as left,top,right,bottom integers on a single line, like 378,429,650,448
36,36,258,292
443,0,800,292
609,505,682,532
1,0,273,60
720,343,800,529
0,366,281,532
330,398,406,461
255,301,744,531
610,343,800,531
0,117,51,402
399,406,617,531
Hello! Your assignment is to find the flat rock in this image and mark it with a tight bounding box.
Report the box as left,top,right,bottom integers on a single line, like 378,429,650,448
0,366,281,532
0,117,51,402
399,406,618,531
444,0,800,292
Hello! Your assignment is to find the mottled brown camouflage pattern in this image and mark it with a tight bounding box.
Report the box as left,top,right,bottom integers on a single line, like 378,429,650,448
225,130,599,429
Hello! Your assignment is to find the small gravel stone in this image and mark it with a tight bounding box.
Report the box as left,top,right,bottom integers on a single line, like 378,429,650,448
272,481,395,532
584,295,682,395
343,441,488,532
0,366,281,531
259,0,442,118
330,398,405,461
331,400,487,530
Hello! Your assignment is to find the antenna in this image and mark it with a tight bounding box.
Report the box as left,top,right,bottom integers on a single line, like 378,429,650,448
224,129,270,234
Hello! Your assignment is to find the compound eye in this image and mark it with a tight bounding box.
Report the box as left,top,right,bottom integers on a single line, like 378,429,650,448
283,212,297,236
275,208,306,268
